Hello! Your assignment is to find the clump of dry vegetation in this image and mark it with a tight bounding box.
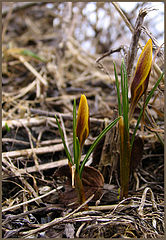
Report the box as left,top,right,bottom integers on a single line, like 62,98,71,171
2,2,164,238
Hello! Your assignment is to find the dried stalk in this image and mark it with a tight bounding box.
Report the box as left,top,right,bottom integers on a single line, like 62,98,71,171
2,143,66,158
138,187,158,217
2,188,62,213
18,56,48,86
2,117,48,130
2,157,42,204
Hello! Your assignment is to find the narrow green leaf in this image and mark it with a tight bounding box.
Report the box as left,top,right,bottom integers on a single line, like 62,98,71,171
79,117,121,178
131,72,164,148
123,60,129,116
73,99,81,173
121,63,124,109
5,122,10,132
55,115,73,165
114,62,122,116
73,99,77,165
122,60,129,132
76,137,80,174
20,49,46,62
121,63,126,119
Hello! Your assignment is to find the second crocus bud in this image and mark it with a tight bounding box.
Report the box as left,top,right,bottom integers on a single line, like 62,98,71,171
129,39,152,120
76,94,89,150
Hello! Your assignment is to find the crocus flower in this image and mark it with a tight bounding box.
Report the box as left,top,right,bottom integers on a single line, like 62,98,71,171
76,94,89,149
129,39,152,120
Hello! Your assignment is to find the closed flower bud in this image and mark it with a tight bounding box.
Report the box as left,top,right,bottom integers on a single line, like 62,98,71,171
129,39,152,120
76,94,89,149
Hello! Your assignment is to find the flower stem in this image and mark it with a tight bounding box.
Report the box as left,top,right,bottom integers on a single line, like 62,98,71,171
75,172,88,210
119,116,131,199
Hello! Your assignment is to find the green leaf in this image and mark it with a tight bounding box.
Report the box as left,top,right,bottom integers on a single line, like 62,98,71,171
5,122,10,132
79,117,121,178
120,63,124,110
75,137,80,173
117,187,121,200
114,62,122,116
122,60,129,132
73,99,80,172
20,49,46,62
73,99,77,163
121,63,126,122
55,115,73,165
131,72,164,148
122,60,129,116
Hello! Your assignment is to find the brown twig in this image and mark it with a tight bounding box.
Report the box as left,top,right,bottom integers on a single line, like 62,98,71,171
127,8,148,83
2,188,62,213
2,143,67,159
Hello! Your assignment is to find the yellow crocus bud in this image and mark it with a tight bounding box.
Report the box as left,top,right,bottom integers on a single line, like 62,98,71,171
129,39,152,120
76,94,89,149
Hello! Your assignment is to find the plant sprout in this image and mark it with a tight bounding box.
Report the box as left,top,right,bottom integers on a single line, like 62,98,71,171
55,39,164,205
55,94,120,207
114,39,164,199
